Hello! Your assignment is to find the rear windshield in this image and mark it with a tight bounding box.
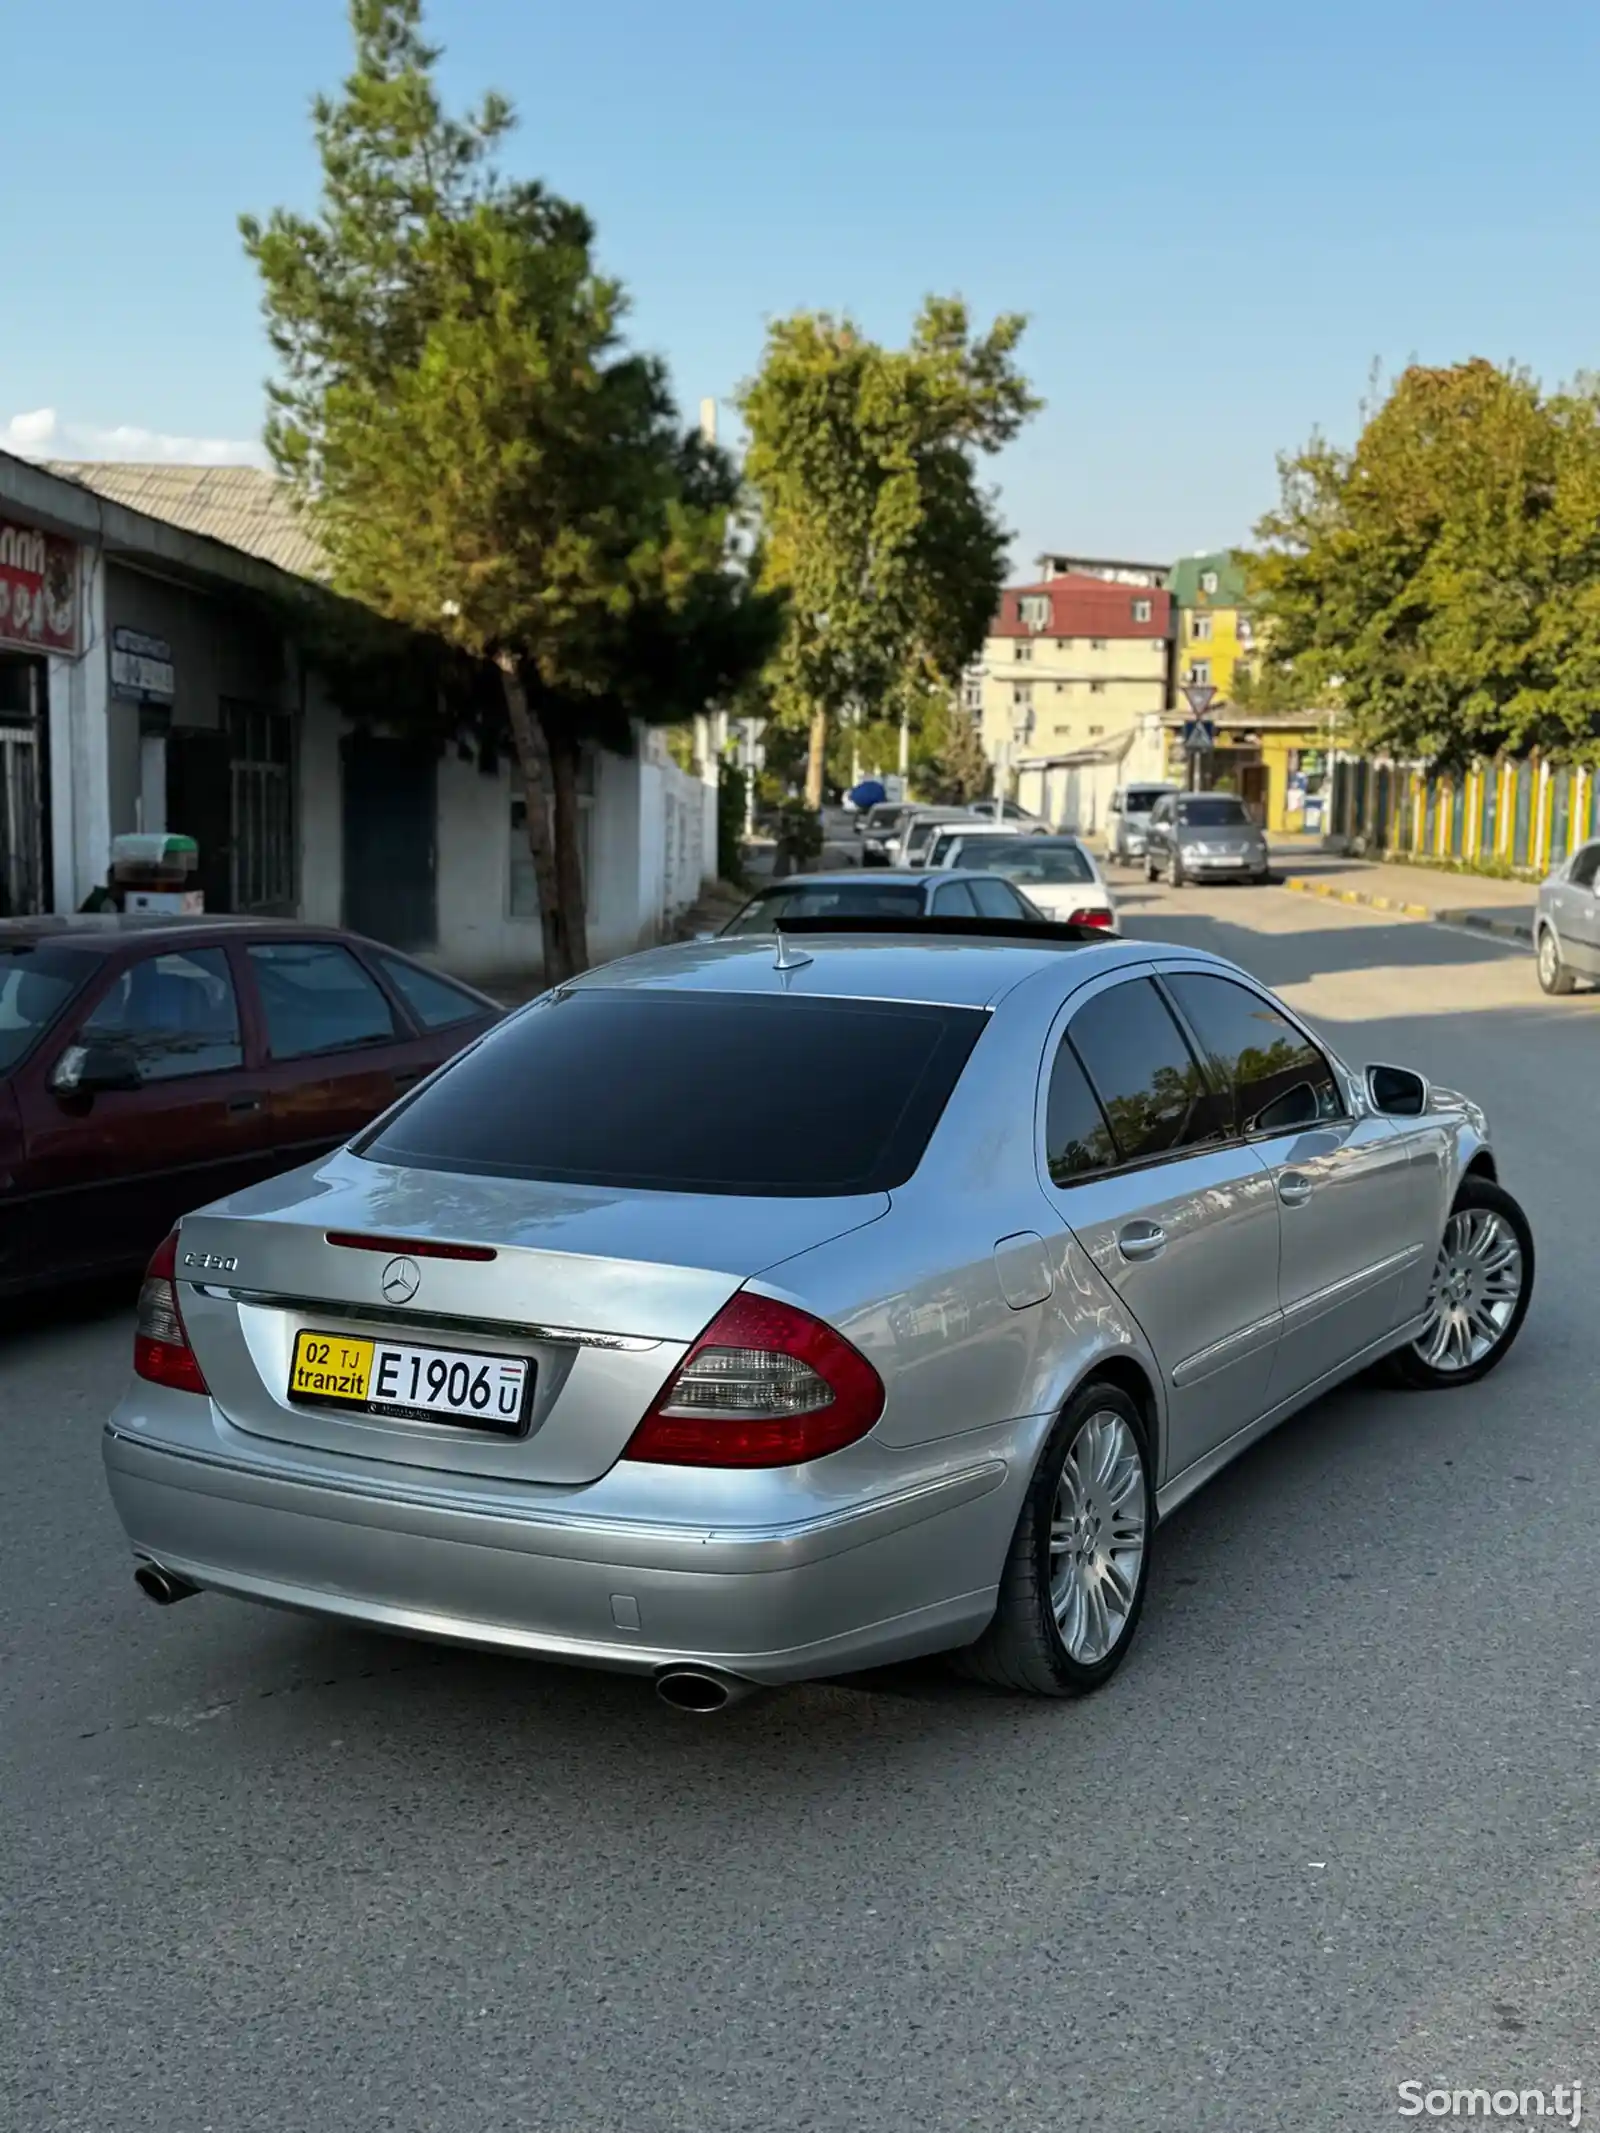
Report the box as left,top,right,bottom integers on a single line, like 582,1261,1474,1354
988,843,1094,885
361,989,987,1196
723,883,924,936
0,944,97,1074
1177,798,1250,827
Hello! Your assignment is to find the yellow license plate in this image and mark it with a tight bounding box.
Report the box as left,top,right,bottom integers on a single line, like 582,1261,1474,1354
289,1332,374,1403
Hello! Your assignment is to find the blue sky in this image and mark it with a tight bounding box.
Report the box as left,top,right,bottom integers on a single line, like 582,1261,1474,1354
6,0,1598,570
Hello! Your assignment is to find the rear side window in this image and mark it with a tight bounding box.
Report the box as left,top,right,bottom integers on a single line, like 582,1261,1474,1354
1569,845,1600,889
1165,973,1343,1134
931,880,979,915
723,884,925,936
362,990,987,1196
1045,1040,1118,1183
248,942,397,1060
377,954,489,1032
1066,978,1229,1166
970,878,1028,919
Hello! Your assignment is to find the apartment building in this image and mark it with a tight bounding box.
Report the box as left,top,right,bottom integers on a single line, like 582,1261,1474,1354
1170,550,1256,705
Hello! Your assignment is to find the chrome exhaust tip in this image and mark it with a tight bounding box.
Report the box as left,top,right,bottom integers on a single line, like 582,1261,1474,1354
654,1666,760,1714
133,1563,200,1607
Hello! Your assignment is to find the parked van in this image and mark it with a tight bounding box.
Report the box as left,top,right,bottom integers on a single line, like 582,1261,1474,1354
1106,781,1179,861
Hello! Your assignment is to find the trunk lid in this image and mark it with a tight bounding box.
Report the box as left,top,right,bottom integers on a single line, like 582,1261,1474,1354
175,1151,890,1484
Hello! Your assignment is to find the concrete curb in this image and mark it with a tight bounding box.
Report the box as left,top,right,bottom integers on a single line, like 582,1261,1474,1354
1434,909,1535,944
1282,876,1432,921
1282,875,1535,944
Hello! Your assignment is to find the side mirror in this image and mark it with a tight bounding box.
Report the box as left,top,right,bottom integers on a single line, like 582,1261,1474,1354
49,1040,143,1097
1366,1062,1428,1117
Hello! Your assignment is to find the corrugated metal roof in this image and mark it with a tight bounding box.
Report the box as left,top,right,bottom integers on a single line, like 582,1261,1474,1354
41,462,327,582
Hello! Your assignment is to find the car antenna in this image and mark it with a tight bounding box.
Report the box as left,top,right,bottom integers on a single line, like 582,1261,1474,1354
772,929,813,972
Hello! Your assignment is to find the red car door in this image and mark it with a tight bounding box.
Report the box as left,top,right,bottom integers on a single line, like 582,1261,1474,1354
239,936,423,1170
19,941,276,1280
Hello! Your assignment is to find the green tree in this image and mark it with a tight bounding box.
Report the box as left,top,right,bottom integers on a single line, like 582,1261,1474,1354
738,298,1039,807
1247,359,1600,768
243,0,780,980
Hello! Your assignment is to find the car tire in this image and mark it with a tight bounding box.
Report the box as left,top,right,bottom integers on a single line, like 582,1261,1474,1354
1165,850,1184,888
953,1380,1153,1696
1536,925,1575,995
1387,1175,1534,1390
1143,855,1157,882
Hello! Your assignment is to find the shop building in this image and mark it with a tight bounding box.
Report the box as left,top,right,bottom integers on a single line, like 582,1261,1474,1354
0,451,718,978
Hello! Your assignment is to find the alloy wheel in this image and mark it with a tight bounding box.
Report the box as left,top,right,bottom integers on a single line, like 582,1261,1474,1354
1414,1208,1524,1374
1048,1409,1148,1664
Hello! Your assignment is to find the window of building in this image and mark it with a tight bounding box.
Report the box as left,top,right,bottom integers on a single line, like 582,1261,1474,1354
1012,683,1033,706
223,699,296,914
1187,660,1212,687
1088,724,1104,736
1019,595,1051,629
1090,637,1107,651
1191,613,1213,642
1237,616,1255,648
510,750,596,920
1132,598,1152,623
1014,641,1032,661
1057,638,1074,650
1090,681,1105,695
1201,570,1219,595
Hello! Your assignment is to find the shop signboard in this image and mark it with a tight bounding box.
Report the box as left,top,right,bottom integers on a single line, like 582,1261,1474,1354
0,517,79,657
111,627,177,706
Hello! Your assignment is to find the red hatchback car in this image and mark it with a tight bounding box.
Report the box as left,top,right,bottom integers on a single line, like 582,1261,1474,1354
0,917,501,1297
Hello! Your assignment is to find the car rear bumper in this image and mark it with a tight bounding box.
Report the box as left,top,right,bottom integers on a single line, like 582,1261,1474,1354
102,1396,1026,1684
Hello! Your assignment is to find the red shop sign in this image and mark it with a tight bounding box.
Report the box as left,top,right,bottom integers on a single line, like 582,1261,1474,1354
0,517,80,656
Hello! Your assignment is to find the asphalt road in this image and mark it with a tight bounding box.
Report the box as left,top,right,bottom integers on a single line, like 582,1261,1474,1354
6,876,1598,2133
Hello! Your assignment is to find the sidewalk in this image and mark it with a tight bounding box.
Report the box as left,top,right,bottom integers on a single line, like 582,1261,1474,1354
1279,844,1537,942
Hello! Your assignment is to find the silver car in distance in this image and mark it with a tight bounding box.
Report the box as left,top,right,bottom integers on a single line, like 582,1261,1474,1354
104,917,1534,1706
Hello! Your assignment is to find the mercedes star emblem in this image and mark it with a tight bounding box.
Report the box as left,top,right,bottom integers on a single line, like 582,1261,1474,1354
381,1256,422,1305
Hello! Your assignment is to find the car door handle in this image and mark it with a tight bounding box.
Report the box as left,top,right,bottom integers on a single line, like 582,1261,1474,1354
1277,1172,1312,1207
1117,1221,1167,1263
226,1094,263,1116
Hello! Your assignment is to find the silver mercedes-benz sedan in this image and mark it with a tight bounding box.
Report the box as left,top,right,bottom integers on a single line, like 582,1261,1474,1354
104,918,1533,1707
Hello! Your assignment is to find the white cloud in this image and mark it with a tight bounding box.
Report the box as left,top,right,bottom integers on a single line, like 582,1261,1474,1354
1,406,264,467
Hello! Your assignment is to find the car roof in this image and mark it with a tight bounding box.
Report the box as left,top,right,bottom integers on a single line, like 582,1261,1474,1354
1174,790,1247,803
0,913,365,955
572,927,1195,1011
749,868,994,890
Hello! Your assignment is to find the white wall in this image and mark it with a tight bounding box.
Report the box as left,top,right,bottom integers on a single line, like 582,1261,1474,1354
48,549,110,908
296,707,718,981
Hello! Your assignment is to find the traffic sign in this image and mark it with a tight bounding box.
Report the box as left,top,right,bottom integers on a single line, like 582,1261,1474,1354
1181,718,1215,753
1182,682,1217,717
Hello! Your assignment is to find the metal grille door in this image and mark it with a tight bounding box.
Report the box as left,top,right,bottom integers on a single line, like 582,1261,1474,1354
0,727,42,916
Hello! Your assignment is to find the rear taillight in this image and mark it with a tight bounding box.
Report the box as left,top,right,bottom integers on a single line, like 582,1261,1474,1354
622,1293,884,1468
1068,907,1114,928
133,1231,209,1396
